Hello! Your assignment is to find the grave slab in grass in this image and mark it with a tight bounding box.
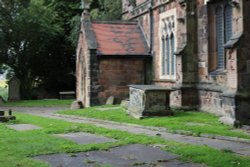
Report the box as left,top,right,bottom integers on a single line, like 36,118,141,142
107,144,179,162
7,124,41,131
35,153,91,167
55,132,117,145
35,144,205,167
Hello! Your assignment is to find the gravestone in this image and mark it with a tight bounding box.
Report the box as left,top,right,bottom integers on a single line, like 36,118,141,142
8,76,20,101
70,101,83,110
106,96,114,105
128,85,173,119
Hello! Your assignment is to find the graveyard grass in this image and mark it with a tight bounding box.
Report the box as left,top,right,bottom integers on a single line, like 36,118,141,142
1,113,250,167
1,99,73,107
59,105,250,140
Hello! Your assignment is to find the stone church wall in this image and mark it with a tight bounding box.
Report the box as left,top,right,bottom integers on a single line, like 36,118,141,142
122,0,250,125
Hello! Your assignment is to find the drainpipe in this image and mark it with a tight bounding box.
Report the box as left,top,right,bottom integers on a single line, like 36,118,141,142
144,0,154,84
149,0,154,54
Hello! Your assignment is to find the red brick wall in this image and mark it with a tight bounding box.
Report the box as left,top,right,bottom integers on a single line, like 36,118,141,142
98,59,145,104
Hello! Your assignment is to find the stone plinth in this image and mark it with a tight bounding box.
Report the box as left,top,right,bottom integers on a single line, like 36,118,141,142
128,85,173,119
0,111,16,122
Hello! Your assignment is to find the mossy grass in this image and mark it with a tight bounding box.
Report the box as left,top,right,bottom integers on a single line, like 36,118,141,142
58,105,250,140
0,113,250,167
1,99,73,107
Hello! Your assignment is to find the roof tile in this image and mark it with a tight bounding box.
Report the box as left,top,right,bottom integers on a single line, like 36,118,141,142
92,22,149,56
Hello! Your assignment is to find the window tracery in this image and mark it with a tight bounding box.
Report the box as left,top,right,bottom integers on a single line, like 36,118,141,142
160,13,176,79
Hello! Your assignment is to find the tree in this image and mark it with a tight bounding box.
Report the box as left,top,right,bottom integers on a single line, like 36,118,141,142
0,0,123,99
0,0,63,99
89,0,122,20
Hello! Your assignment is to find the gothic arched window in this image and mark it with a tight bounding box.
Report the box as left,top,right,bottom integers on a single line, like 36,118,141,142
160,10,176,80
208,1,233,71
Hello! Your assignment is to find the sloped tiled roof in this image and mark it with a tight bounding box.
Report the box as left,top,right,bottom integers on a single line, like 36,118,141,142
91,21,149,56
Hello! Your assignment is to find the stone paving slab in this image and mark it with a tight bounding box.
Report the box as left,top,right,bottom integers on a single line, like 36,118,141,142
109,144,178,162
35,153,91,167
35,144,204,167
55,132,117,145
7,124,41,131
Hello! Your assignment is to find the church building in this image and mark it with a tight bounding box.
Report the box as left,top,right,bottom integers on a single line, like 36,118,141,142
76,0,250,125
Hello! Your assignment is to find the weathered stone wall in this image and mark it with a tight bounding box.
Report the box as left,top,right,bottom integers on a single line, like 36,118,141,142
120,0,250,124
122,0,196,108
238,0,250,89
196,0,248,124
97,58,145,104
133,1,186,108
235,0,250,125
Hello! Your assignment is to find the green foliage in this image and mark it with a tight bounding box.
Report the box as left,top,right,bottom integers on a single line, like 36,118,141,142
0,80,8,100
89,0,122,20
128,0,136,7
0,0,79,99
59,105,250,140
0,0,123,99
68,15,81,47
0,88,8,100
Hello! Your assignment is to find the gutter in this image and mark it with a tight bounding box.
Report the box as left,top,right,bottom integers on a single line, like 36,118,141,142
149,0,154,54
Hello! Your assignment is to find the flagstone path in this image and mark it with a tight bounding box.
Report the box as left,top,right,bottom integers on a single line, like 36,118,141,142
1,106,250,157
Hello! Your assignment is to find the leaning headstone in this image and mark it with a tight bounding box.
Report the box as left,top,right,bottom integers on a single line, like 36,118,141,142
106,96,114,105
8,76,20,101
70,101,84,110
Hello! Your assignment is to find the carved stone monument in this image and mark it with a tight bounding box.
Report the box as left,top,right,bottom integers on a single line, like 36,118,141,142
128,85,174,119
8,76,21,101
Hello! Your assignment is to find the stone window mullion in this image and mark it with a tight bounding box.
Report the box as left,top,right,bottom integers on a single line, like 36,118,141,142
159,8,177,80
166,34,170,76
161,35,166,75
171,33,175,76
